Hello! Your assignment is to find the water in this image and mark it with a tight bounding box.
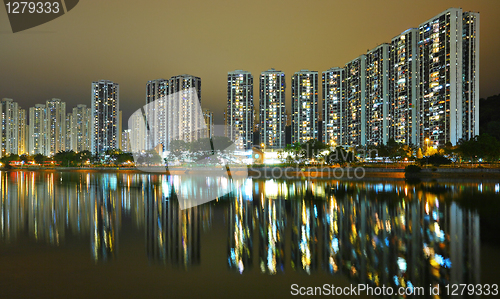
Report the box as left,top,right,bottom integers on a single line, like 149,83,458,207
1,170,499,298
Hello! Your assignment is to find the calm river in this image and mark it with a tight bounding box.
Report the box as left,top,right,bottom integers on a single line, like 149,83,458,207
1,171,499,298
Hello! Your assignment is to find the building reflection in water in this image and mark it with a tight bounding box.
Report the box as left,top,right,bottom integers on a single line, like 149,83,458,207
228,179,253,273
90,174,120,262
28,172,66,245
145,175,201,268
257,180,286,274
0,171,488,297
322,182,481,296
291,195,319,274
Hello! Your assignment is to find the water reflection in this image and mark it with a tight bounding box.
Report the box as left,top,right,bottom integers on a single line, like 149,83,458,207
144,175,202,268
321,182,482,297
258,195,286,274
228,189,253,273
90,174,119,261
0,171,491,298
291,198,319,274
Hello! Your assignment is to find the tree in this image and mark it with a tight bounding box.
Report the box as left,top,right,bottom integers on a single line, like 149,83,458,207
384,138,403,160
53,151,79,167
416,148,424,159
485,121,500,141
283,142,303,164
418,154,452,167
326,146,356,166
0,155,10,165
400,144,413,160
371,138,403,160
20,154,30,164
170,140,188,158
302,139,327,161
190,138,212,153
34,153,46,165
0,155,16,169
457,134,500,163
441,142,455,155
115,152,134,165
479,94,500,139
78,150,92,166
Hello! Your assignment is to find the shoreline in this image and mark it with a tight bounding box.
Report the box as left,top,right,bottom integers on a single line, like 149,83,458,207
2,166,500,179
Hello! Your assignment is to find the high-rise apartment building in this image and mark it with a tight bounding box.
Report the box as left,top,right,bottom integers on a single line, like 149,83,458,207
71,104,91,152
118,111,122,151
128,111,146,154
0,98,19,157
344,57,366,147
143,76,202,151
365,44,390,146
18,108,27,155
91,80,119,155
167,74,202,147
322,68,345,146
461,11,480,141
121,129,131,152
145,79,169,150
65,113,72,151
29,104,47,156
417,8,479,147
203,109,213,139
227,70,254,150
291,70,319,144
322,8,479,148
390,28,419,145
45,98,66,156
259,69,286,149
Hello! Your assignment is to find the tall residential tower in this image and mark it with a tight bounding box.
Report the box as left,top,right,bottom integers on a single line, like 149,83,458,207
71,104,91,152
227,70,254,150
365,44,390,146
259,69,286,149
28,104,47,156
417,8,479,147
344,56,366,146
45,98,66,156
390,28,419,145
91,80,119,155
167,75,202,148
291,70,319,144
145,79,169,150
0,98,19,157
322,68,345,146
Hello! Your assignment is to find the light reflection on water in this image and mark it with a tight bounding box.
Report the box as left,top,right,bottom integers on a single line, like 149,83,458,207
0,171,497,298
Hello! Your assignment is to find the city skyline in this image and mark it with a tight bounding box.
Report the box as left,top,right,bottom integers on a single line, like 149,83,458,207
1,2,497,298
0,1,498,125
0,7,483,155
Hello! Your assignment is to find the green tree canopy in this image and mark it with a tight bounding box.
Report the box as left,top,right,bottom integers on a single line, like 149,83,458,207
457,134,500,162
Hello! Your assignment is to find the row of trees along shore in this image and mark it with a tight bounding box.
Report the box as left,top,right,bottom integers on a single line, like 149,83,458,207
278,134,500,167
3,134,497,168
0,150,133,169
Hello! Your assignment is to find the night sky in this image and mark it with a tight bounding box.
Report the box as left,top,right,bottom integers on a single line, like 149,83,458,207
1,0,499,126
